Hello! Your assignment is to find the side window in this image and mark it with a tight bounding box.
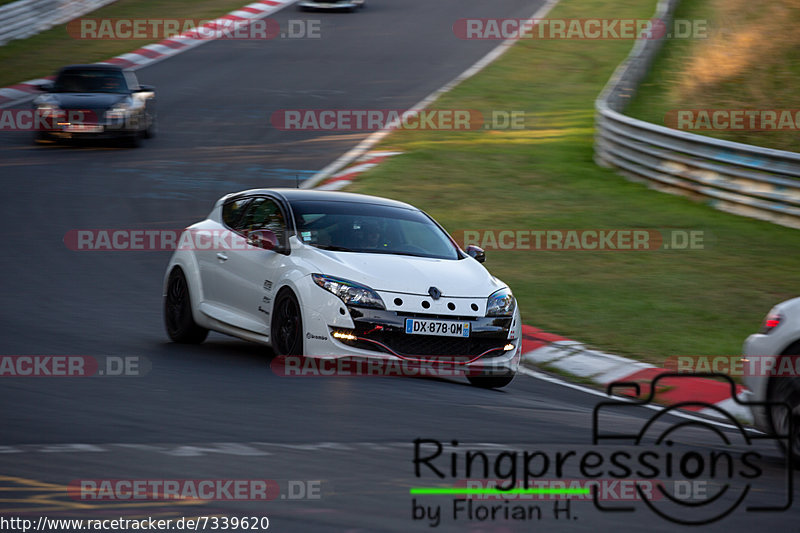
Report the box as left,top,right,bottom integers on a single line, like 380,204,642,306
239,198,287,247
222,198,251,229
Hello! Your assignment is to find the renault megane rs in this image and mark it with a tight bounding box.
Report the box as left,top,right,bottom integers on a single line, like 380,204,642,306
163,189,520,388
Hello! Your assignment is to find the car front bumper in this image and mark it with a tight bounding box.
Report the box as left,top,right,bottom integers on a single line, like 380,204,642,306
38,128,141,140
300,300,521,378
742,333,780,432
35,108,147,139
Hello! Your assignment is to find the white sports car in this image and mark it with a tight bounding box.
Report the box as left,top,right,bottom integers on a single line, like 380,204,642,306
163,189,521,388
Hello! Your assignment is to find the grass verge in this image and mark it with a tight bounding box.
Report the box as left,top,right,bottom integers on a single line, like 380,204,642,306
0,0,272,88
347,0,800,364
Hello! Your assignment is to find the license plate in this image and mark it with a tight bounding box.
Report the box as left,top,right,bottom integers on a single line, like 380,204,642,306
405,318,470,337
64,124,103,133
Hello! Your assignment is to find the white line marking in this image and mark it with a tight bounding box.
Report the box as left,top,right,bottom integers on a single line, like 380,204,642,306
304,0,563,189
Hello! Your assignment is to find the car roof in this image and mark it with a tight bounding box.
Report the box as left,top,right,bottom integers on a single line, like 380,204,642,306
58,64,125,73
225,188,419,211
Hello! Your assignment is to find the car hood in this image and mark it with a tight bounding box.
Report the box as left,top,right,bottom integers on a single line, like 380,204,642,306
44,92,128,109
298,242,507,297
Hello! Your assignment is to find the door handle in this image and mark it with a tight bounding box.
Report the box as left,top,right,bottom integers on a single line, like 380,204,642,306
216,252,228,261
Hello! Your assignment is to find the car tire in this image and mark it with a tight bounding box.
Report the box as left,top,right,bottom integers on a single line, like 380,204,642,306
768,342,800,467
144,112,157,139
467,374,514,389
122,132,142,148
164,268,208,344
271,289,304,356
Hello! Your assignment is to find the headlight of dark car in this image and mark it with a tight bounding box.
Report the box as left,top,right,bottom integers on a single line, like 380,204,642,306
35,103,64,119
106,103,132,121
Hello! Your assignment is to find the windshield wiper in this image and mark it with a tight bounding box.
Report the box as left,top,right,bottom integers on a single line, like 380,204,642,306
368,250,451,259
312,244,358,252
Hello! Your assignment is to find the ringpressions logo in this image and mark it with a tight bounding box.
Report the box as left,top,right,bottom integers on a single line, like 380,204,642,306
410,373,793,527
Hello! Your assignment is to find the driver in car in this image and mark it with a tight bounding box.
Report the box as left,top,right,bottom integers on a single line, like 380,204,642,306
357,219,386,250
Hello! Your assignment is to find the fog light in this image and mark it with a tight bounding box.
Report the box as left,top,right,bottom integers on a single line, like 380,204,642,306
504,343,515,351
332,329,357,342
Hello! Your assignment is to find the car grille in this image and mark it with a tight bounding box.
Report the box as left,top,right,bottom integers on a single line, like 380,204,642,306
357,332,506,358
337,308,513,359
62,107,106,124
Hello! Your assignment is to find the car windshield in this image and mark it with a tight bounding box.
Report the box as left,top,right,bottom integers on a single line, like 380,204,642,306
53,70,128,94
290,200,460,260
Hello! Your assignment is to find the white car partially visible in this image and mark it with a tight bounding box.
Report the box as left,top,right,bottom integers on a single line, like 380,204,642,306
163,189,521,388
743,297,800,462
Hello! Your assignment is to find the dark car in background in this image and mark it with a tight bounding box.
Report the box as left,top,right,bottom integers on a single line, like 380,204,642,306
298,0,365,12
32,64,156,146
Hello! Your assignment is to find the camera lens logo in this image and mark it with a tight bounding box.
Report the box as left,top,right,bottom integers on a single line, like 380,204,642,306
592,373,793,525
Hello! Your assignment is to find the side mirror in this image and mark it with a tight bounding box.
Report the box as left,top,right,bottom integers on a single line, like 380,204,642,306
466,245,485,263
37,83,53,92
246,229,278,251
134,84,155,93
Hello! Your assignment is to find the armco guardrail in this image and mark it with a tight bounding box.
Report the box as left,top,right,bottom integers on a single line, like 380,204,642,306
0,0,118,46
594,0,800,229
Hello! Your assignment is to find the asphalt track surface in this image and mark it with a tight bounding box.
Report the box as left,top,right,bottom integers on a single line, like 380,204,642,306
0,1,797,531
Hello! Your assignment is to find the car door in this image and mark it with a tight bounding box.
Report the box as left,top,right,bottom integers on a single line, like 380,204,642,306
196,197,250,308
218,197,290,335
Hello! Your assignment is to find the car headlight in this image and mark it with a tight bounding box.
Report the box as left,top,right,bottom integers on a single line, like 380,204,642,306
486,288,515,317
106,103,131,121
36,103,64,119
312,274,385,310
